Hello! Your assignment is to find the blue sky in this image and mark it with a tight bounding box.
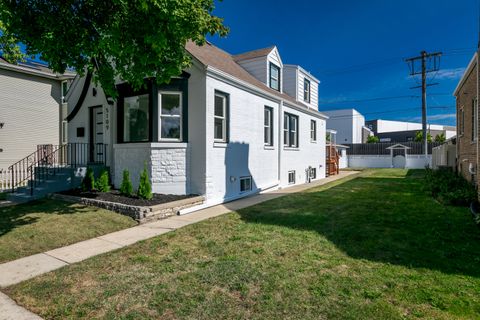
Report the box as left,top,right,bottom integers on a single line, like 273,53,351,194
209,0,479,126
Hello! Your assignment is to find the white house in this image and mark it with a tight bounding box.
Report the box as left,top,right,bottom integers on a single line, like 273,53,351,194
65,41,328,206
323,108,372,144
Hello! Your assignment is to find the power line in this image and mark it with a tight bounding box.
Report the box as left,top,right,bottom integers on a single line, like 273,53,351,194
317,47,474,76
320,93,452,106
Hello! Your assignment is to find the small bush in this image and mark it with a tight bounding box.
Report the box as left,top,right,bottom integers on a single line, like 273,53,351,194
120,170,133,197
137,164,152,200
424,167,477,206
81,167,95,192
96,169,111,192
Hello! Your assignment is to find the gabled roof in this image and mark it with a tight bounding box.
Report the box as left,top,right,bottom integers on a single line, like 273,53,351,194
386,143,411,150
233,46,276,62
453,52,477,97
186,41,327,118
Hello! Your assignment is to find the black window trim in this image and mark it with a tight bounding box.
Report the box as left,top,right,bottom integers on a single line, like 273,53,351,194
269,62,281,92
214,90,230,143
116,76,189,144
240,175,252,193
284,112,299,148
311,119,317,142
304,78,311,103
264,106,274,146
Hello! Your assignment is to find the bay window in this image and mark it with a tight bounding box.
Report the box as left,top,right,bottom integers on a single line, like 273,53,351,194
123,94,150,143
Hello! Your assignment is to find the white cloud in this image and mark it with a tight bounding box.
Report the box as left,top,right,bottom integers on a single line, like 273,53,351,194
408,113,456,122
432,68,466,80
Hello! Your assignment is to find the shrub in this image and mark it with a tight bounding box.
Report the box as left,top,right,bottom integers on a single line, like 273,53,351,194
81,167,95,192
424,167,477,206
120,170,133,197
367,135,379,143
96,169,111,192
137,164,153,200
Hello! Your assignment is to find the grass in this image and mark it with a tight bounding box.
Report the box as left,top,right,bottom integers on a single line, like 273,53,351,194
0,199,136,263
0,192,7,200
6,169,480,319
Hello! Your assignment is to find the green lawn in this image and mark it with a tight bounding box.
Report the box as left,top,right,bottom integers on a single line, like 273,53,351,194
0,199,136,263
6,170,480,319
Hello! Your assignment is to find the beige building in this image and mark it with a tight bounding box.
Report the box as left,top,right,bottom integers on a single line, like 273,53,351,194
0,57,75,170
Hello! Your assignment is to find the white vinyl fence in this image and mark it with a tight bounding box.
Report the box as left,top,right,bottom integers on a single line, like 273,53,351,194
347,155,432,169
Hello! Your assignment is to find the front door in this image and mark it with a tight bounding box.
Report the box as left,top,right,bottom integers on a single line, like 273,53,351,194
90,106,104,163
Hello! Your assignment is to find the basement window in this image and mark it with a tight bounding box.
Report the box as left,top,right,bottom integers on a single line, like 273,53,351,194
240,176,252,192
288,171,296,184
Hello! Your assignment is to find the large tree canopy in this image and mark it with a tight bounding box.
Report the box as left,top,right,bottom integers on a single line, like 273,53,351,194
0,0,228,97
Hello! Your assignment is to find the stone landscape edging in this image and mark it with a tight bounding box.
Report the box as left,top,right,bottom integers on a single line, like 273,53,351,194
51,193,205,223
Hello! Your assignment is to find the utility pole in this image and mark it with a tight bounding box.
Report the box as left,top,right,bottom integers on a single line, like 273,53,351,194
406,51,442,161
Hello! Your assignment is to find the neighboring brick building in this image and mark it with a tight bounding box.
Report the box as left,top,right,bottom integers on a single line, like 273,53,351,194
454,53,478,184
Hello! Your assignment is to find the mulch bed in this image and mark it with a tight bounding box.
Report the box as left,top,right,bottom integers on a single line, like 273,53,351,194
59,189,197,207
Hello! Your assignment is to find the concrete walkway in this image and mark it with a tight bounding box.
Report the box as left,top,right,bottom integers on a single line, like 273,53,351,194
0,171,358,318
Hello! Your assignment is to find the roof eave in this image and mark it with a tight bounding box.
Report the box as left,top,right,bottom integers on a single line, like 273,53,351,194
0,62,76,80
453,52,477,97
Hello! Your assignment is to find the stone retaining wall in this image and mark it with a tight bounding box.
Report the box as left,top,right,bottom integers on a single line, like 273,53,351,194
52,194,204,223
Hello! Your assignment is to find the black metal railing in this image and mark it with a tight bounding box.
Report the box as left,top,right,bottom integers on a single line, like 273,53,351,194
8,143,107,195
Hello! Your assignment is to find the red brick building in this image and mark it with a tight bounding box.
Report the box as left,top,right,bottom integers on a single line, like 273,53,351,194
454,53,478,185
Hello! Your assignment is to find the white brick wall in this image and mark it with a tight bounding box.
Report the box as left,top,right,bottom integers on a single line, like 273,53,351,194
113,143,188,195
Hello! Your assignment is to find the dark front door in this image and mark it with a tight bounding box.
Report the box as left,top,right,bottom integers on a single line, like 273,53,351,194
89,106,104,163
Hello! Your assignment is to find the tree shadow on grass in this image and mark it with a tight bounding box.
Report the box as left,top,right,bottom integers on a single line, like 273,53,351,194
0,199,82,237
237,171,480,278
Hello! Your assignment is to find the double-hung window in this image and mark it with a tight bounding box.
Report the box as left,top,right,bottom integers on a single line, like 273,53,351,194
310,120,317,142
214,91,229,142
269,63,281,91
264,106,274,146
304,79,311,103
159,92,182,141
288,171,296,184
284,113,299,148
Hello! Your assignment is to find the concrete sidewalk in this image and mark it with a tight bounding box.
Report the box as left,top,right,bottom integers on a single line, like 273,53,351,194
0,171,358,318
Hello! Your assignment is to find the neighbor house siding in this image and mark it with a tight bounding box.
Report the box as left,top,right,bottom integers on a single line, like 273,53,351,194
455,61,477,184
0,68,62,170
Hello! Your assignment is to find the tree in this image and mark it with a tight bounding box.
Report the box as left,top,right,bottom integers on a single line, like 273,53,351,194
95,169,111,192
434,132,446,143
0,0,228,97
367,135,380,143
120,169,133,197
137,164,152,200
415,131,433,143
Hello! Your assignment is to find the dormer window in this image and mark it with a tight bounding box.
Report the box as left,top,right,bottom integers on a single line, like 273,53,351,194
269,63,281,91
304,79,311,103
